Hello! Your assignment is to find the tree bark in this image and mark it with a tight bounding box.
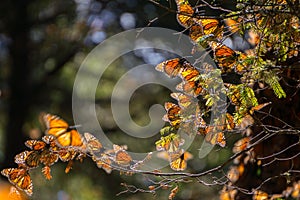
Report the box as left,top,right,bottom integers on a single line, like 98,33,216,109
1,0,31,168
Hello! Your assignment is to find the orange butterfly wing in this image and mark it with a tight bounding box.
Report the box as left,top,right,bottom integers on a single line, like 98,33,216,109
169,151,193,171
201,19,220,35
115,150,132,166
170,156,187,171
233,137,250,153
14,151,40,169
94,154,113,174
225,113,235,130
205,126,226,147
39,149,59,166
25,140,46,151
44,114,83,147
176,1,194,28
215,45,237,72
170,92,194,108
163,102,182,128
1,168,33,196
220,187,237,200
84,132,104,153
156,58,192,78
177,67,205,97
210,42,248,73
190,19,222,40
57,149,76,162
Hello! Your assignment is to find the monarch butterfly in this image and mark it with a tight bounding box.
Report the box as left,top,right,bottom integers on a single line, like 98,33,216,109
43,113,84,147
227,164,244,183
1,168,33,196
170,92,195,108
169,150,193,171
179,66,200,82
176,80,203,97
39,149,59,166
42,135,56,147
171,92,205,126
155,58,192,78
94,154,113,174
84,132,104,154
189,19,223,44
209,42,247,74
204,126,226,147
177,67,206,97
14,151,41,169
58,149,77,162
176,0,194,28
115,150,133,167
207,131,226,147
224,18,241,34
227,166,239,183
25,140,46,151
225,113,235,130
41,134,77,163
210,42,237,72
233,137,250,153
156,135,185,153
163,102,182,128
156,149,193,171
111,144,133,167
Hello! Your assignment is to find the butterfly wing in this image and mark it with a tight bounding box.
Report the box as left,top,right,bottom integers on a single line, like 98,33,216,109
233,137,250,153
44,114,83,147
40,149,59,166
95,154,113,174
25,140,46,151
169,151,193,171
84,132,103,153
58,129,83,147
14,151,40,169
1,168,33,196
176,2,194,28
170,156,187,171
44,114,68,136
156,58,192,78
115,150,132,166
205,128,226,147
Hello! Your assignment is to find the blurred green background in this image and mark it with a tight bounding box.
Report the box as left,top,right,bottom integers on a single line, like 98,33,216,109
0,0,238,199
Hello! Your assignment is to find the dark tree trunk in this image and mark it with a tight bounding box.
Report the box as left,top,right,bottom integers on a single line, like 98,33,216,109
1,0,31,169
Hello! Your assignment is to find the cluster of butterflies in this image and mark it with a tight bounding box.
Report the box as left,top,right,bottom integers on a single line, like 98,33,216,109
175,0,252,75
153,0,275,172
155,56,270,147
1,113,151,197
